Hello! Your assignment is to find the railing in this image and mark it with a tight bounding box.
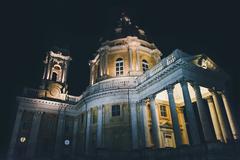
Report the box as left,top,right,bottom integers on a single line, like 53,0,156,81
137,49,188,84
84,77,138,96
66,95,81,103
84,49,189,97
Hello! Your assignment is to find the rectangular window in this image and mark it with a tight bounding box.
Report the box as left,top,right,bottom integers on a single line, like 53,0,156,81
116,59,124,76
112,105,120,117
160,105,167,117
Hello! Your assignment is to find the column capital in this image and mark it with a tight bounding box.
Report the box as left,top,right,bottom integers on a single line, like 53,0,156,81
206,96,213,103
217,90,224,95
33,111,43,120
58,110,65,119
176,107,184,113
97,105,103,110
188,81,201,88
179,78,188,86
140,99,148,105
166,84,175,93
148,94,156,100
58,106,66,112
87,108,91,113
208,88,214,93
209,89,222,96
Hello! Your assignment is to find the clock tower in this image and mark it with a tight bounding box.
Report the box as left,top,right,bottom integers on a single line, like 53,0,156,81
39,48,72,101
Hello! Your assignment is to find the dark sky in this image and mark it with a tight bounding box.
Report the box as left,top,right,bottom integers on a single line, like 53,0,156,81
1,0,240,157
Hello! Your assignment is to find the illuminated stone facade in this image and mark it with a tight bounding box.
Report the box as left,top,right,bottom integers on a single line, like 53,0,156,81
8,15,240,160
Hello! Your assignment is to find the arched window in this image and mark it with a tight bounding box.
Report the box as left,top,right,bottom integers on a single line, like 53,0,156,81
52,72,57,81
54,65,61,70
116,58,124,76
142,59,149,72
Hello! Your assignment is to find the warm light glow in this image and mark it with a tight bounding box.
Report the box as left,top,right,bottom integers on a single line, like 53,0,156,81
156,83,211,105
155,83,184,104
20,136,26,143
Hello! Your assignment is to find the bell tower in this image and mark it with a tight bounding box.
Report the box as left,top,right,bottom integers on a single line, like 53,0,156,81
39,48,72,100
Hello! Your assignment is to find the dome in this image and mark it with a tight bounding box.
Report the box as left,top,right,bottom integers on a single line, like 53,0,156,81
101,13,148,42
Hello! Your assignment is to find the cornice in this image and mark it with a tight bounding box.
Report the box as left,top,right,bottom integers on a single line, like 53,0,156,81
17,96,74,112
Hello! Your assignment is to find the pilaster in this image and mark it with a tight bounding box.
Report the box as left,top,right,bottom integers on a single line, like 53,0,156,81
128,47,133,74
54,108,65,159
85,109,92,154
97,105,103,148
7,109,24,160
136,47,140,71
26,111,43,159
71,117,79,158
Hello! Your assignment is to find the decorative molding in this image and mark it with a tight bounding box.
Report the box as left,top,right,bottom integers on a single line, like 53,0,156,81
18,50,230,117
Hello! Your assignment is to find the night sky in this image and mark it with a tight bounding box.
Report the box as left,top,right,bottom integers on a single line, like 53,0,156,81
1,0,240,158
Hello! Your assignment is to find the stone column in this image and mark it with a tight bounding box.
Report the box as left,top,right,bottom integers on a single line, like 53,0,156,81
71,117,79,158
211,91,232,142
193,83,215,142
149,94,161,148
206,96,224,142
128,47,133,73
167,85,182,147
47,57,51,79
42,63,47,79
221,92,240,140
61,61,65,83
85,109,92,154
7,109,24,160
141,100,150,147
26,111,43,159
104,52,108,76
54,109,65,158
177,108,189,145
130,102,139,149
137,102,144,148
180,81,201,145
97,105,103,148
99,55,103,77
62,61,69,83
89,63,93,85
136,47,140,71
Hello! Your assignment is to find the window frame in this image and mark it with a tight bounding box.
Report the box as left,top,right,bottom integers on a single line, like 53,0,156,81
142,59,149,72
112,105,121,117
160,105,167,117
116,58,124,76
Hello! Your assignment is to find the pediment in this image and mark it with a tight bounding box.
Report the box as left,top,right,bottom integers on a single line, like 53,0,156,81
160,120,172,128
168,49,221,72
191,54,220,71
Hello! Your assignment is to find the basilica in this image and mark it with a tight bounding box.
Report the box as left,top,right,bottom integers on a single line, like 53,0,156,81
8,14,240,160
